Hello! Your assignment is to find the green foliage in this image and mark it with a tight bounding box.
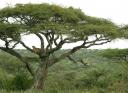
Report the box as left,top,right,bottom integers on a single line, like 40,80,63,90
0,23,21,40
0,50,33,90
0,3,121,40
119,25,128,38
0,70,33,90
11,72,33,90
0,49,128,92
0,68,12,90
0,51,23,73
0,3,125,92
101,49,128,62
0,4,85,23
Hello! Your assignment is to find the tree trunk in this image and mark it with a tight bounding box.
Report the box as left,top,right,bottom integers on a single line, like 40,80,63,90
33,58,48,90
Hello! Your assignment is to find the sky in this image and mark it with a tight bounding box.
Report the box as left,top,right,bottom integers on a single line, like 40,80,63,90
1,0,128,49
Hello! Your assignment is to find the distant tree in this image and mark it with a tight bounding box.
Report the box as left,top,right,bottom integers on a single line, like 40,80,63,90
101,49,128,62
0,4,121,89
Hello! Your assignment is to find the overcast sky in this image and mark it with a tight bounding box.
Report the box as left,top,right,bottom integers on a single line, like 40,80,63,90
1,0,128,49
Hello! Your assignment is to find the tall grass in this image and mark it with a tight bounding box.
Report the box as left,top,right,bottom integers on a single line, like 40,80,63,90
0,49,128,93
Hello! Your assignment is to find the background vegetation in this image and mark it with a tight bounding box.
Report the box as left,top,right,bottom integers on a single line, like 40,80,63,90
0,49,128,93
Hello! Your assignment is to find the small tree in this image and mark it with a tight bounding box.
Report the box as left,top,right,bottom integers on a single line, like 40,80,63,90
0,4,121,89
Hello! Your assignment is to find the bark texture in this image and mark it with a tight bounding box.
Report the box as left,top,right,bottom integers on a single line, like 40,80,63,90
33,58,48,89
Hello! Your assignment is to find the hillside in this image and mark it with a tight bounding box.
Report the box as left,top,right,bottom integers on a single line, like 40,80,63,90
0,49,128,93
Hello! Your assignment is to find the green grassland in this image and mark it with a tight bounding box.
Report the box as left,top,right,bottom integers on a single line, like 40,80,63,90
0,49,128,93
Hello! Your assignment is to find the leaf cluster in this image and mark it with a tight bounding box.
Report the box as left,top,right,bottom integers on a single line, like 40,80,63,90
0,23,21,40
101,49,128,61
0,3,121,39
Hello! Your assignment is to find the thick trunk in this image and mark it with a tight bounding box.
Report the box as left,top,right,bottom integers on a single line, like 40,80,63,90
33,58,48,90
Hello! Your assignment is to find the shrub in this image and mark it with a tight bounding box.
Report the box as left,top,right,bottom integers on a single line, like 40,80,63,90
11,72,33,90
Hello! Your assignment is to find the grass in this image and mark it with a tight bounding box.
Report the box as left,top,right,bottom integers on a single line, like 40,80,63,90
0,49,128,93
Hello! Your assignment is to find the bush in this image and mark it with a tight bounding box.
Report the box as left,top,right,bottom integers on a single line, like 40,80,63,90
75,67,110,89
10,72,33,90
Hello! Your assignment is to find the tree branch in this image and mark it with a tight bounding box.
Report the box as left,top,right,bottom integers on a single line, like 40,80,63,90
67,56,88,66
53,35,59,46
49,36,111,66
35,33,45,52
0,47,34,76
10,41,20,49
49,41,86,66
19,41,35,53
67,56,77,63
46,32,54,50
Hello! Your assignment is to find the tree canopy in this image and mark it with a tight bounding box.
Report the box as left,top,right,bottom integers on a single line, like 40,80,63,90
0,4,120,41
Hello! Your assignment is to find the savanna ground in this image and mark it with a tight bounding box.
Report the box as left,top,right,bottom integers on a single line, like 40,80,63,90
0,49,128,93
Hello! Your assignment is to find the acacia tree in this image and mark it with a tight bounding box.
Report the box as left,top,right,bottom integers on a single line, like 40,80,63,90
0,4,120,89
